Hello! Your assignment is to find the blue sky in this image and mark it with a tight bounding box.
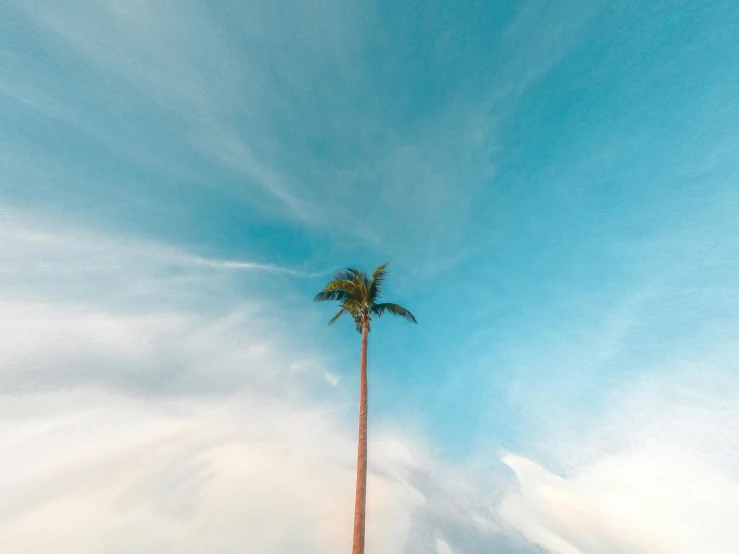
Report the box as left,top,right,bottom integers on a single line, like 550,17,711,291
2,1,739,553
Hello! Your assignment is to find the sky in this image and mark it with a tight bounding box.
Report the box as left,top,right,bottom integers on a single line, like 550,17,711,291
1,0,739,552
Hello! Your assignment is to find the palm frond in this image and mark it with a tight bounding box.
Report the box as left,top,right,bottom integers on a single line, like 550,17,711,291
314,278,361,303
331,267,369,301
369,263,388,302
346,267,370,300
328,309,348,325
331,268,359,282
314,289,350,302
324,280,359,295
316,265,414,335
370,302,417,323
341,299,362,314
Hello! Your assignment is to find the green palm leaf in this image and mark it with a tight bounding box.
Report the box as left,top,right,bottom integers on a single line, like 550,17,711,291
332,268,360,282
370,302,417,323
329,309,348,325
314,289,350,302
369,263,388,302
325,279,360,294
315,264,416,331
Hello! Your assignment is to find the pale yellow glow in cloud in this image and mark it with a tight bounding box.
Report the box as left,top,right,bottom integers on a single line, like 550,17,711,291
500,448,739,554
0,390,424,554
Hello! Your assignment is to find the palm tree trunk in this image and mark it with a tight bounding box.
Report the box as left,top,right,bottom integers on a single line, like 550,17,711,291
351,318,369,554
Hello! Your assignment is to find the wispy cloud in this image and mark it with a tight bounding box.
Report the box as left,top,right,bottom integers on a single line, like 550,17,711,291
190,256,322,277
0,218,308,402
4,0,606,269
0,211,539,553
0,210,319,304
0,211,412,552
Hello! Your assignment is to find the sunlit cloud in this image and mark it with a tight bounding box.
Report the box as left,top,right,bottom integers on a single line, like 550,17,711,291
0,212,534,553
500,448,739,554
436,537,456,554
0,389,428,554
499,364,739,554
0,212,414,552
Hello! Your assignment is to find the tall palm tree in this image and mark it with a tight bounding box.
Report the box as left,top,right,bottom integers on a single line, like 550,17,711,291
314,263,416,554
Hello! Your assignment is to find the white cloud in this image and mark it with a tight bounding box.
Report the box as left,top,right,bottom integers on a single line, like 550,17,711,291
0,212,419,552
499,362,739,554
0,389,427,554
0,209,331,401
500,448,739,554
0,210,316,313
190,255,321,276
0,212,538,553
436,537,455,554
324,370,341,387
5,207,737,554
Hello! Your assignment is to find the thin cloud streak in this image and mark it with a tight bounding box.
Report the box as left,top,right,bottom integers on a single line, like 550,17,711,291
190,256,323,278
5,0,607,268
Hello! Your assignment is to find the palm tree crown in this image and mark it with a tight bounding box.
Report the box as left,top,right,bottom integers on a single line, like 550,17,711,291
314,263,417,332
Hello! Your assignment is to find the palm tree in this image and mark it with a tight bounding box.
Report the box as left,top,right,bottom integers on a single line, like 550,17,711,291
314,263,416,554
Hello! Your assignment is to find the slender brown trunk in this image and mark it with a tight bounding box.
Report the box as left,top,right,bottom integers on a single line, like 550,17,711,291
351,317,369,554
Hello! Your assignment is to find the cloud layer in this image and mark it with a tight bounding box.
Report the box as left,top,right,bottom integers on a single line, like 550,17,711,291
0,212,413,553
501,448,739,554
3,207,738,553
0,212,539,553
0,389,428,554
499,364,739,554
